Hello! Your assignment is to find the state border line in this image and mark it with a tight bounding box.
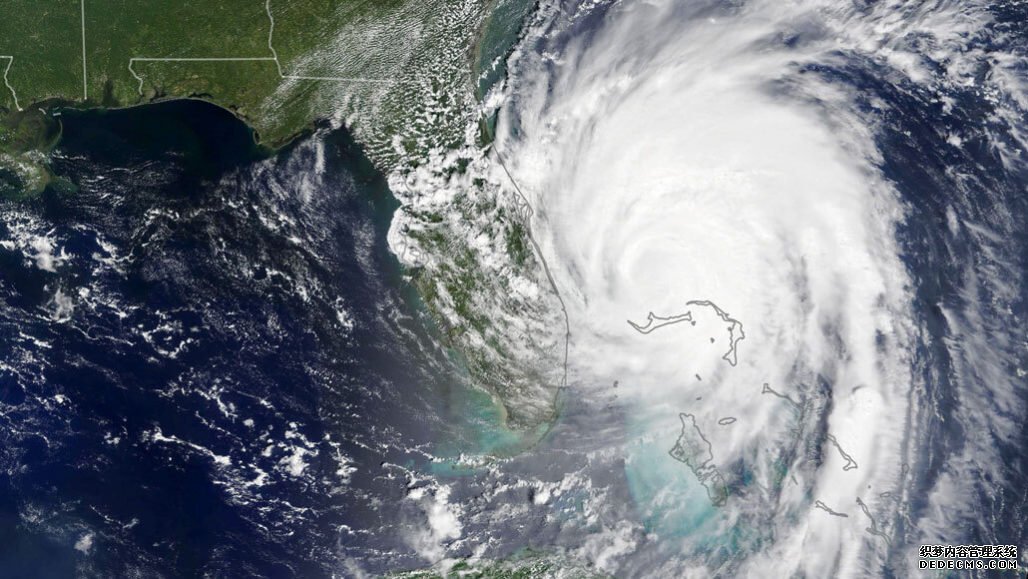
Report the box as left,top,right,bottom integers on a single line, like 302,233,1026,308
127,57,278,95
264,0,390,83
80,0,88,100
7,0,393,109
0,57,20,111
124,0,392,97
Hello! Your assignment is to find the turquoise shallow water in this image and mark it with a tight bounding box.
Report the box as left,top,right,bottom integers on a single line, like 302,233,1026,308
0,99,570,575
622,412,719,540
430,381,560,478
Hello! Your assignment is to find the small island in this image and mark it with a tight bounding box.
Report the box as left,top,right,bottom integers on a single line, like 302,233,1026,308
669,412,729,507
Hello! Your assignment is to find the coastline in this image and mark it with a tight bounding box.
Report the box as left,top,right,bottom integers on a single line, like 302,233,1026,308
0,92,317,199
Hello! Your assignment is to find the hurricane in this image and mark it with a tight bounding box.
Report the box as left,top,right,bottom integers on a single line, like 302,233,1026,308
479,0,1028,575
1,0,1027,576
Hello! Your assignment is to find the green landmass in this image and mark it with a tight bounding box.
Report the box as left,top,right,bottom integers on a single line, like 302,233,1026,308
0,0,530,188
0,0,564,434
0,0,417,143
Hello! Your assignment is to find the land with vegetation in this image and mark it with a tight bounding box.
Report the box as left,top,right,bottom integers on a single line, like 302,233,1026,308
0,0,567,434
0,0,529,185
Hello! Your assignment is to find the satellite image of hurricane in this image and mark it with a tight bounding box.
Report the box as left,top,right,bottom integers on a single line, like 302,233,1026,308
0,0,1027,577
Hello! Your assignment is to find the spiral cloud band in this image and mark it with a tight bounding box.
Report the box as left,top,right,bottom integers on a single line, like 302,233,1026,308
486,0,1027,574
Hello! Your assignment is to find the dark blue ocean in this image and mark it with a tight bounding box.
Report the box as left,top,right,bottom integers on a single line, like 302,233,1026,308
0,101,480,577
2,2,1028,576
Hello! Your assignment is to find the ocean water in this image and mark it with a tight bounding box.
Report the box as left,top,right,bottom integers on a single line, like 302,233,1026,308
484,0,1028,575
3,0,1028,576
0,100,515,577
